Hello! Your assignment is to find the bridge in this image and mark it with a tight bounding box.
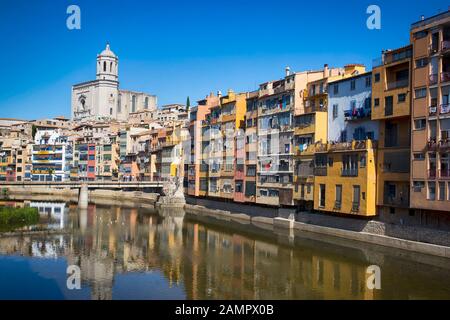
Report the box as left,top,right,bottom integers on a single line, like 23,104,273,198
0,181,164,190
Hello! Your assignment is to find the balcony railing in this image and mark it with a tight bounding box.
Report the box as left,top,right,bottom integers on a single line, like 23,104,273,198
334,200,341,210
313,167,327,176
427,139,437,151
429,105,437,116
386,78,409,90
351,202,360,212
344,108,371,121
341,168,358,177
440,104,450,115
439,169,450,179
438,139,450,150
442,40,450,52
384,195,409,208
429,74,438,85
441,72,450,83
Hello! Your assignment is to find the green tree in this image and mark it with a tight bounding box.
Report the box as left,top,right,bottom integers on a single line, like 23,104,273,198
186,96,190,112
31,125,37,140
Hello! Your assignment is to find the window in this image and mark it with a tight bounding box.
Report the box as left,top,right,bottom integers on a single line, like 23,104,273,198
319,184,326,207
145,97,149,109
413,153,425,160
103,61,106,72
365,76,371,88
414,118,426,130
88,166,95,172
398,93,406,103
438,182,445,201
415,88,427,99
332,104,338,119
335,185,342,208
374,98,380,107
427,182,436,200
415,58,428,68
352,185,361,210
374,73,380,82
333,84,339,94
350,79,356,91
89,145,95,151
413,181,425,192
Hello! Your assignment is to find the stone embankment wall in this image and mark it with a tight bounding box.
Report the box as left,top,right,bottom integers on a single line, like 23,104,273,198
184,203,450,259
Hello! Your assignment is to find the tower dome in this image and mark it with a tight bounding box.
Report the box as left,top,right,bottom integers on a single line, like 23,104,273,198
96,43,119,81
100,43,116,58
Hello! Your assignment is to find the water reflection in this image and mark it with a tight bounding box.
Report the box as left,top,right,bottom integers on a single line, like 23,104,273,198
0,201,449,300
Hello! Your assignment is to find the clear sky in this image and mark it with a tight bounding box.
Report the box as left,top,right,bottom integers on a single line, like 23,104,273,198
0,0,448,120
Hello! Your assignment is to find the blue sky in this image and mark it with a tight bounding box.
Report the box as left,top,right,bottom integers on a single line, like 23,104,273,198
0,0,448,119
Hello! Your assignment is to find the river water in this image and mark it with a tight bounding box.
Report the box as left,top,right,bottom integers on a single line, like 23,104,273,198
0,200,449,300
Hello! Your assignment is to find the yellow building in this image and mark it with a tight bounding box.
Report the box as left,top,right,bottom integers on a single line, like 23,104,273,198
295,64,366,210
313,140,377,217
371,45,412,219
219,90,246,200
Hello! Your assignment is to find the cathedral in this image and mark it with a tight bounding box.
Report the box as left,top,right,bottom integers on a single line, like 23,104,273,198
71,44,157,122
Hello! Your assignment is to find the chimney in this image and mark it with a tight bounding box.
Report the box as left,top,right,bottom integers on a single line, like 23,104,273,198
323,64,329,78
421,15,425,21
285,66,291,77
217,90,222,98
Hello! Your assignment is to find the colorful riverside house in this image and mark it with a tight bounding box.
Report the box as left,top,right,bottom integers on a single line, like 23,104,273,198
187,93,219,197
371,45,413,220
313,140,377,216
255,74,297,207
312,70,379,216
0,145,13,181
243,91,259,203
291,67,328,210
219,90,247,201
31,129,70,181
205,102,222,198
410,10,450,220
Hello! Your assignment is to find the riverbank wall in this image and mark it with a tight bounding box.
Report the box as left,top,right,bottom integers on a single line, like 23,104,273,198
184,203,450,259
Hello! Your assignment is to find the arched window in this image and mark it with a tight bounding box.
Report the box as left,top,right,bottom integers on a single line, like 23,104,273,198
103,61,106,72
110,62,113,73
110,108,113,115
132,95,136,113
145,97,149,109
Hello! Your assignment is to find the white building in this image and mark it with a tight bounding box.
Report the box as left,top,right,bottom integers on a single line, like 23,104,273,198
71,44,157,122
328,71,379,142
32,129,71,181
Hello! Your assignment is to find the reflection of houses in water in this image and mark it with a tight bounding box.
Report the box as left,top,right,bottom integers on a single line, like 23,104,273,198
29,201,67,230
5,202,446,299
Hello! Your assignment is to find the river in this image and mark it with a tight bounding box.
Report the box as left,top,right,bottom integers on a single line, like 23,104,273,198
0,200,449,300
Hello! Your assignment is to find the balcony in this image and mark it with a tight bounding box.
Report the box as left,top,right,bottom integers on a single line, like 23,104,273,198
429,105,438,116
439,169,450,179
428,168,437,179
384,195,409,208
386,79,409,90
351,202,360,212
427,138,437,151
438,139,450,151
344,108,371,121
441,72,450,83
341,168,358,177
313,167,327,176
429,74,438,85
440,104,450,115
334,200,341,210
442,40,450,52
